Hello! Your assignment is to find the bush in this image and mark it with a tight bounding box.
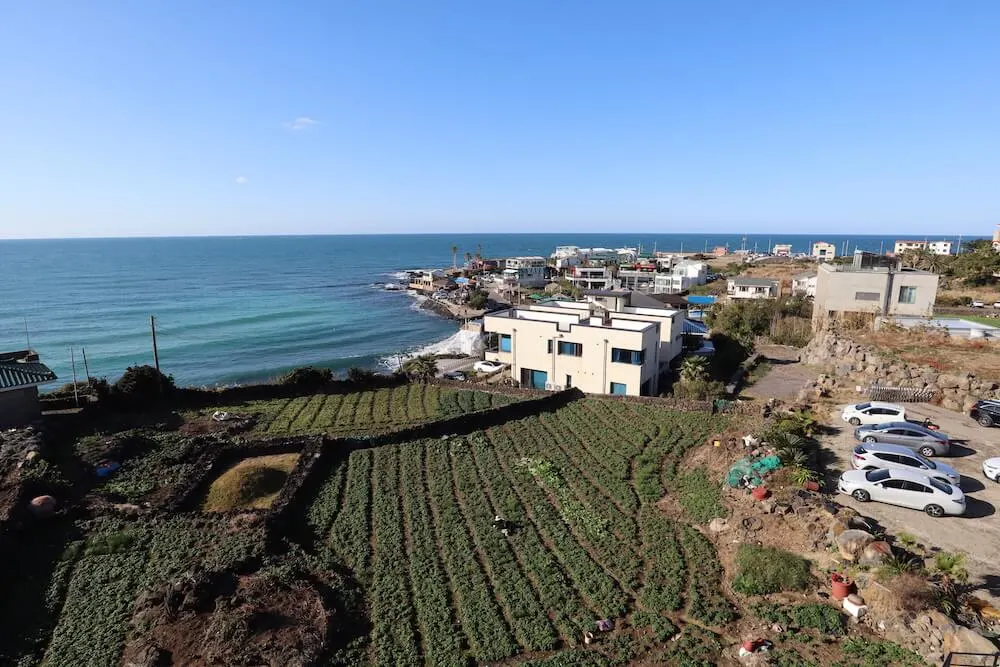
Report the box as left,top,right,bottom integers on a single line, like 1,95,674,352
346,367,376,385
732,545,811,595
112,365,175,407
770,316,812,347
840,637,924,666
751,602,844,635
279,366,333,389
467,289,488,309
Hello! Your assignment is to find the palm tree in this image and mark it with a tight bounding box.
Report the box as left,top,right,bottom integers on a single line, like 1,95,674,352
451,245,458,269
476,243,483,260
464,251,472,266
680,356,709,384
402,355,438,383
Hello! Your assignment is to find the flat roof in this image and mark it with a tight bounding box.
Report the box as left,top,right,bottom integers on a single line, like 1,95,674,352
728,277,779,286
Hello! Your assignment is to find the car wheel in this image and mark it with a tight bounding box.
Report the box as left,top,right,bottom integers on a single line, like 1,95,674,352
849,417,861,426
852,489,870,502
918,446,936,458
924,504,944,518
978,415,994,427
863,436,877,443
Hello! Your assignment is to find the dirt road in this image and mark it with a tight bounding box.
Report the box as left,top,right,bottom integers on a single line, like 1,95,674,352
819,402,1000,604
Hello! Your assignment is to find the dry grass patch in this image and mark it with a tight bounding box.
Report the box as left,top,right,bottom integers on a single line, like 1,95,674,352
855,328,1000,379
202,453,300,512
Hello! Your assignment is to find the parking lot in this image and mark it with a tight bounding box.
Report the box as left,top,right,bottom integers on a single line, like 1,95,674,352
820,401,1000,604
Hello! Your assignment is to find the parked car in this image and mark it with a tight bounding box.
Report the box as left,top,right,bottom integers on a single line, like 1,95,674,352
473,360,504,373
443,371,467,382
838,468,965,517
851,443,961,487
983,457,1000,483
971,300,986,308
840,401,906,426
969,399,1000,427
853,422,951,457
993,302,1000,309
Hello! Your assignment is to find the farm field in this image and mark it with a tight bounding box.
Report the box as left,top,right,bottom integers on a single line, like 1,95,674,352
306,398,733,665
201,385,520,435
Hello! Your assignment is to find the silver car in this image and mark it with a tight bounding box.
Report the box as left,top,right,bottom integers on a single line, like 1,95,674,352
838,468,965,517
851,443,961,487
853,421,951,457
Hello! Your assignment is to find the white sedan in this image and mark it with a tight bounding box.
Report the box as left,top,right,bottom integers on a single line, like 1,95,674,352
841,401,906,426
838,468,966,517
984,457,1000,483
474,360,504,374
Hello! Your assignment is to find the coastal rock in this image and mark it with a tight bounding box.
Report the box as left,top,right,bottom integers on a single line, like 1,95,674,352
836,529,874,561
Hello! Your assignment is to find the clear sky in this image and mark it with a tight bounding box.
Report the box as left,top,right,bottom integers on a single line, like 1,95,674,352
1,1,998,239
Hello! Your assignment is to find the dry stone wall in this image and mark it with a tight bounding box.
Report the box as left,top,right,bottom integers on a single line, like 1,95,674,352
799,330,1000,412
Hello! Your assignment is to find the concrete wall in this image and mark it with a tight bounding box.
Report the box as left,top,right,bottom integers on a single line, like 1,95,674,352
484,313,659,396
0,387,41,428
814,266,938,324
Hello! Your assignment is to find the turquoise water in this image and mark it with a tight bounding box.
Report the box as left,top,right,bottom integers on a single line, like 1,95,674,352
0,233,979,387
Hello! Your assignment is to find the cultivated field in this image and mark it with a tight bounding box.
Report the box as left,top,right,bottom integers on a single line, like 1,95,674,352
306,399,731,665
206,385,520,435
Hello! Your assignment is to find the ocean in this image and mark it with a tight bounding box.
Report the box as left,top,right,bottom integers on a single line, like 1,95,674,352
0,233,981,388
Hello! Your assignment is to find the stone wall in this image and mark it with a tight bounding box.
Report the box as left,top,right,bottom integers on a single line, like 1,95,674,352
800,330,1000,412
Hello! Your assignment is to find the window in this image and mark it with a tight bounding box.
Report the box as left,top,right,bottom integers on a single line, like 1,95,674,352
898,286,917,304
855,291,881,301
881,479,908,490
929,478,952,494
903,481,932,493
499,334,512,353
865,469,891,482
558,341,582,357
610,382,627,395
565,375,572,388
611,348,644,365
874,453,901,464
547,340,553,354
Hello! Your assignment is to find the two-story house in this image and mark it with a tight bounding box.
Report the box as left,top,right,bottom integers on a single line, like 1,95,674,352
727,277,779,300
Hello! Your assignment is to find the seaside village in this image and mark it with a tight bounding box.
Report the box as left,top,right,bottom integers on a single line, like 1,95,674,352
6,230,1000,666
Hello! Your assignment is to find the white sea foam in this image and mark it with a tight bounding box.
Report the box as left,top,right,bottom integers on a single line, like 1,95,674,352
378,328,484,371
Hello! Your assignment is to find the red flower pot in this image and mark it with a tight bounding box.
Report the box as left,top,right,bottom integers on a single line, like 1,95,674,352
831,573,854,601
803,481,820,492
752,486,771,501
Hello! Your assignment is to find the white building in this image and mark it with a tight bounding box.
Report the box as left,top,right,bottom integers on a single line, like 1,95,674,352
727,277,780,300
811,242,836,261
551,246,582,270
482,301,684,396
773,243,793,257
653,261,709,294
567,265,616,291
792,271,818,297
504,256,548,288
893,240,952,256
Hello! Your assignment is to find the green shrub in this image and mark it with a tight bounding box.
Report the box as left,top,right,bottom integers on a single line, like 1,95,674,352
840,637,925,666
112,365,175,406
279,366,333,388
752,602,842,634
675,468,726,523
732,545,811,595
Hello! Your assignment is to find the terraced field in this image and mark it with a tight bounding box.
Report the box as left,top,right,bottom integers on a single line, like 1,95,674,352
306,399,732,665
207,385,519,435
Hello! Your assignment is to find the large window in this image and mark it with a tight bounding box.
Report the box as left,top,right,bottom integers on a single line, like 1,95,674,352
854,291,880,302
558,341,583,357
898,286,917,304
610,382,627,395
611,347,644,365
499,334,512,353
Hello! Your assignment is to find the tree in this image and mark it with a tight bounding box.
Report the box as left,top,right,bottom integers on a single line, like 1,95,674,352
402,355,438,383
279,366,333,389
464,251,472,266
451,245,458,269
680,355,709,384
467,289,488,310
476,243,483,260
112,365,176,408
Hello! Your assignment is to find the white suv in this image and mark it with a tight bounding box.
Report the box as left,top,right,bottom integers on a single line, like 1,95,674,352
841,401,906,426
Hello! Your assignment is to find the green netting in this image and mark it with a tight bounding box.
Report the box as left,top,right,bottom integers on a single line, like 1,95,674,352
726,455,783,488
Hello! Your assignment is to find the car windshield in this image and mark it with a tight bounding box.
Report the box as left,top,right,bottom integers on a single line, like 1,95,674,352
865,469,891,482
929,478,952,494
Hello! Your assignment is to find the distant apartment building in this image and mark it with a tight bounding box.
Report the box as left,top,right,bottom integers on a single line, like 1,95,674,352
792,271,818,298
727,277,779,300
773,243,793,257
893,240,953,256
567,265,616,291
482,301,684,396
813,251,939,327
503,256,548,288
811,242,836,261
993,225,1000,252
618,261,658,291
653,261,709,294
712,246,729,257
408,270,449,293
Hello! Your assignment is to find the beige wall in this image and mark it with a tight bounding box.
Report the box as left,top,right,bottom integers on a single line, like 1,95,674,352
813,266,938,324
483,313,659,396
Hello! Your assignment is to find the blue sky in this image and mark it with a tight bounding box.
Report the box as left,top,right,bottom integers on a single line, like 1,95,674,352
1,0,998,238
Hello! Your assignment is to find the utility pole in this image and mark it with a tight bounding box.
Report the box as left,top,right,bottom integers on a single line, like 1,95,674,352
957,235,963,254
23,316,30,349
81,347,91,383
150,315,160,372
70,348,79,407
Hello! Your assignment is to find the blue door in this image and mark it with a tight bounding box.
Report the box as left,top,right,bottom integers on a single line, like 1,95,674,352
610,382,627,395
531,370,548,390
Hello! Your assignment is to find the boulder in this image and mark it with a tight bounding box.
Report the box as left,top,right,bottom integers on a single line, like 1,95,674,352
29,495,57,517
941,625,999,657
858,540,892,566
828,519,851,542
709,518,729,533
836,529,875,561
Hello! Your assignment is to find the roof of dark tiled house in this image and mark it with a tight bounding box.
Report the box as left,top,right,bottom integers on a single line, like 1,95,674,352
0,350,58,392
